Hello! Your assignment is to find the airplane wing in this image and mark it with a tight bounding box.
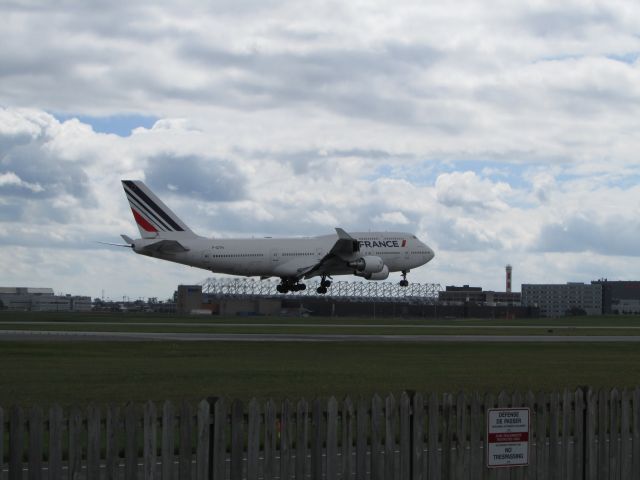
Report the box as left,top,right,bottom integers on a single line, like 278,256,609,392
298,227,359,279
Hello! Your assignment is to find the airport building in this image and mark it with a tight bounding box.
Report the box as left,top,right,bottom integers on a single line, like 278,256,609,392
182,278,537,319
521,283,602,317
591,280,640,314
0,287,92,312
438,285,521,306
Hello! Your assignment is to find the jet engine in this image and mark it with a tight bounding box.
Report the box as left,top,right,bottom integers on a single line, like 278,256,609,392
350,255,384,274
358,264,389,280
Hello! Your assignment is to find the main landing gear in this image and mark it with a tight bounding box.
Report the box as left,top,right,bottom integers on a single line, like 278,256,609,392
399,270,409,287
276,278,307,294
316,276,332,294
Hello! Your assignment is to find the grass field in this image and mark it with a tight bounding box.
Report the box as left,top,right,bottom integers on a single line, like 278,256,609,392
0,312,640,406
1,312,640,406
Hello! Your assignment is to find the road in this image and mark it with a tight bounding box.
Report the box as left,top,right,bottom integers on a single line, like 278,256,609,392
2,329,640,342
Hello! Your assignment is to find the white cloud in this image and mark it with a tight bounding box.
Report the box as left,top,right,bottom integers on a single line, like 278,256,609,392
373,211,410,225
435,171,512,212
1,1,640,297
0,172,44,192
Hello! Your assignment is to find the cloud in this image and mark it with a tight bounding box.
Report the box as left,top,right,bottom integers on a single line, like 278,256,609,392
0,172,44,193
1,2,640,298
535,215,640,257
435,171,512,211
373,211,410,225
145,153,247,202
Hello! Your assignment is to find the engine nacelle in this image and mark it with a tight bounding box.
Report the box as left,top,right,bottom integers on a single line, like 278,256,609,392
359,264,389,280
350,255,384,274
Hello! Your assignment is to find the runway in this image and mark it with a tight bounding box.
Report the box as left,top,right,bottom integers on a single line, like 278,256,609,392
2,330,640,342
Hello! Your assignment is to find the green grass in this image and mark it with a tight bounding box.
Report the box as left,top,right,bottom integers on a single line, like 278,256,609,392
1,341,640,407
3,311,640,336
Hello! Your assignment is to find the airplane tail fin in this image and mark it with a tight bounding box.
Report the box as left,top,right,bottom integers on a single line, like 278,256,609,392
121,180,196,239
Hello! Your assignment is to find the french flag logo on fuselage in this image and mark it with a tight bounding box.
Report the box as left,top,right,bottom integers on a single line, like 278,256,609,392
402,239,407,247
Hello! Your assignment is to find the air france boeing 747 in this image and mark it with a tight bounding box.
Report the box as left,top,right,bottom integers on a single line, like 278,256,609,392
117,180,434,294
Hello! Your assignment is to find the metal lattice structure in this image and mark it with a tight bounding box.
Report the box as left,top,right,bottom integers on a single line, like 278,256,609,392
200,277,442,303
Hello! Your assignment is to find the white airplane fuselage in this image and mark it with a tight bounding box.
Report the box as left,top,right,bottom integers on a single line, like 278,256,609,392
132,232,434,279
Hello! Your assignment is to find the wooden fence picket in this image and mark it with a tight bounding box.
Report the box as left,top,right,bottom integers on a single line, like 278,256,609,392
549,391,560,480
9,406,23,480
412,393,425,480
573,389,585,480
598,389,609,480
371,394,383,480
342,397,354,480
456,392,469,480
609,389,620,480
296,399,309,480
106,404,120,480
230,400,244,480
27,406,42,480
179,402,193,480
213,398,228,480
143,401,157,480
399,393,411,480
561,389,571,480
428,392,440,480
280,399,292,480
69,406,83,480
326,397,338,480
356,398,368,480
482,392,495,480
632,388,640,479
586,389,597,480
263,400,276,480
161,401,175,480
0,407,3,480
535,391,547,480
87,404,101,480
311,399,323,480
247,399,260,480
196,400,210,480
620,390,631,480
49,405,63,480
469,392,482,480
443,393,454,480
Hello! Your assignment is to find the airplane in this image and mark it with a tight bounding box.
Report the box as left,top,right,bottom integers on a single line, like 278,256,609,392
115,180,435,294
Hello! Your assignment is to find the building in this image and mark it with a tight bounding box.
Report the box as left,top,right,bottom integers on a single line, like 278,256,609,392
176,285,204,314
0,287,92,312
591,280,640,314
521,283,602,317
438,285,521,306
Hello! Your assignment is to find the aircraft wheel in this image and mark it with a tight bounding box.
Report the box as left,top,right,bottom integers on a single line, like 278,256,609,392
316,286,327,294
399,279,409,287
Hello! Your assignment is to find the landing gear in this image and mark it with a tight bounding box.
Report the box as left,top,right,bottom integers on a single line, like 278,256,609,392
277,278,306,293
399,270,409,287
316,276,332,294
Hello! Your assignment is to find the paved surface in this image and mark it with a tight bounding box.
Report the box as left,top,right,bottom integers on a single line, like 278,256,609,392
2,321,640,329
2,330,640,342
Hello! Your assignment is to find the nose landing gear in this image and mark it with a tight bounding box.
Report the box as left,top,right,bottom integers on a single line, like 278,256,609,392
399,270,409,287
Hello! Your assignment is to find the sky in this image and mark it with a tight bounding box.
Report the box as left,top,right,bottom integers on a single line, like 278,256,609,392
1,0,639,301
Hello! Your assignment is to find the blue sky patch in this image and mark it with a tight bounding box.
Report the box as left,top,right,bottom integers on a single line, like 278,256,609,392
53,113,158,137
